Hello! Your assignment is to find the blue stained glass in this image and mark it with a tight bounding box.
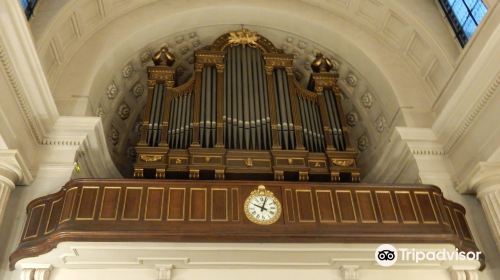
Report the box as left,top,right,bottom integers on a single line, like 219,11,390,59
439,0,488,46
472,3,487,22
452,1,469,24
464,0,478,9
463,16,477,38
19,0,38,19
19,0,29,9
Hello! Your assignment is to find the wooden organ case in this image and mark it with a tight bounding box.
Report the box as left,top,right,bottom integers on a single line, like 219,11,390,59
134,29,359,182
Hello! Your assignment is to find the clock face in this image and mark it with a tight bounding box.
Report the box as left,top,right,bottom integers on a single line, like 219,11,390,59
244,186,282,225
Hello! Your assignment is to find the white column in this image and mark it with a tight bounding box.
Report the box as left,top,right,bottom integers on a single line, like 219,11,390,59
0,166,18,226
477,184,500,252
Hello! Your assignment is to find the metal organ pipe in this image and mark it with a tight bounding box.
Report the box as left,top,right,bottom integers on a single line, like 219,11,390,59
204,66,211,147
168,91,193,150
231,47,238,149
273,69,296,150
298,96,325,153
223,45,270,150
325,89,346,151
211,66,216,147
147,83,165,146
251,49,262,150
197,65,217,148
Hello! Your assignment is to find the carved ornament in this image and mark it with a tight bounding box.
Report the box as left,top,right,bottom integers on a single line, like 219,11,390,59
140,154,163,162
331,159,355,167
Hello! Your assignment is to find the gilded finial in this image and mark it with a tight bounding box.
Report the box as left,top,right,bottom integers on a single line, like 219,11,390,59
152,47,175,66
311,53,333,73
228,28,259,47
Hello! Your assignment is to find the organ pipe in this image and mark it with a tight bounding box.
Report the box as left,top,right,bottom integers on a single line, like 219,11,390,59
325,89,346,151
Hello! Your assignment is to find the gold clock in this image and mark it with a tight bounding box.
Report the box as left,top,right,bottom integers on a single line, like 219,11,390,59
244,185,282,225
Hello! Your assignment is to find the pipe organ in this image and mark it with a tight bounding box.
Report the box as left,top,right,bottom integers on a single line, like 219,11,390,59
9,29,485,271
134,29,359,181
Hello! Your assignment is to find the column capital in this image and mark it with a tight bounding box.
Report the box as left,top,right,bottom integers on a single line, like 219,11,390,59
20,265,52,280
448,265,479,280
0,149,30,187
458,162,500,195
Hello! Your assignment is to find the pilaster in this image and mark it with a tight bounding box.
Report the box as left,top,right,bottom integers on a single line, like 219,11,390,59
0,150,30,226
340,265,359,280
156,264,173,280
449,265,479,280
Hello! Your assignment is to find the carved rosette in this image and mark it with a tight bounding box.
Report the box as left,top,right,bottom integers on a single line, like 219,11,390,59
122,64,134,78
117,103,131,120
106,82,118,99
361,92,373,108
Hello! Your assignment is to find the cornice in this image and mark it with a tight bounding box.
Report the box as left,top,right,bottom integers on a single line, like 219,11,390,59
0,0,60,145
0,43,43,143
443,72,500,153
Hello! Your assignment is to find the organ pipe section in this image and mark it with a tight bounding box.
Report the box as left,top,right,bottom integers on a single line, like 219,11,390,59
273,69,295,150
224,46,271,150
134,29,359,182
200,66,217,148
324,89,346,151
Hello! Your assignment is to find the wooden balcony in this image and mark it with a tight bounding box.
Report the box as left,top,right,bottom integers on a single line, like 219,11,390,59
9,179,483,269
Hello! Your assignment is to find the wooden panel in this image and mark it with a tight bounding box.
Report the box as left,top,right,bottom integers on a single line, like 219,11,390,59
414,191,438,224
315,190,335,223
231,188,239,221
60,187,78,223
356,191,377,223
285,189,295,222
335,190,357,223
145,187,164,221
122,187,143,221
167,188,186,221
45,198,63,234
211,188,228,221
395,191,418,224
295,189,315,222
99,187,121,220
433,193,447,225
24,204,45,239
445,205,458,235
454,210,473,241
76,186,99,220
375,191,398,223
189,188,207,221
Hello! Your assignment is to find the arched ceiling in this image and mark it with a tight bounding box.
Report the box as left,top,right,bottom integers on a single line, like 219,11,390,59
28,0,462,177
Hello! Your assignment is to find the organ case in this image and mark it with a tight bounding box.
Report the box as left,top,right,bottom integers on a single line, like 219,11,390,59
134,29,360,182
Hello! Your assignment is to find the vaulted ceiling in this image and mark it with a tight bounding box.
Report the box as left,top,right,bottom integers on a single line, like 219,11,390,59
29,0,462,176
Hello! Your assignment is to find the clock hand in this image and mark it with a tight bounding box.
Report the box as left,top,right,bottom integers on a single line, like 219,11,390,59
260,197,268,211
251,203,264,211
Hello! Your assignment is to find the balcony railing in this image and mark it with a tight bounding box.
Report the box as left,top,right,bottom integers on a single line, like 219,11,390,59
10,179,484,269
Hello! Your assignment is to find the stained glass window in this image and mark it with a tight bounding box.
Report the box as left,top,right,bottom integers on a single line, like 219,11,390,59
438,0,487,46
19,0,38,19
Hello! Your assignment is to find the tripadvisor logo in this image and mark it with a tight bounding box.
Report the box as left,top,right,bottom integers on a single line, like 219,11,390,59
374,244,482,267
